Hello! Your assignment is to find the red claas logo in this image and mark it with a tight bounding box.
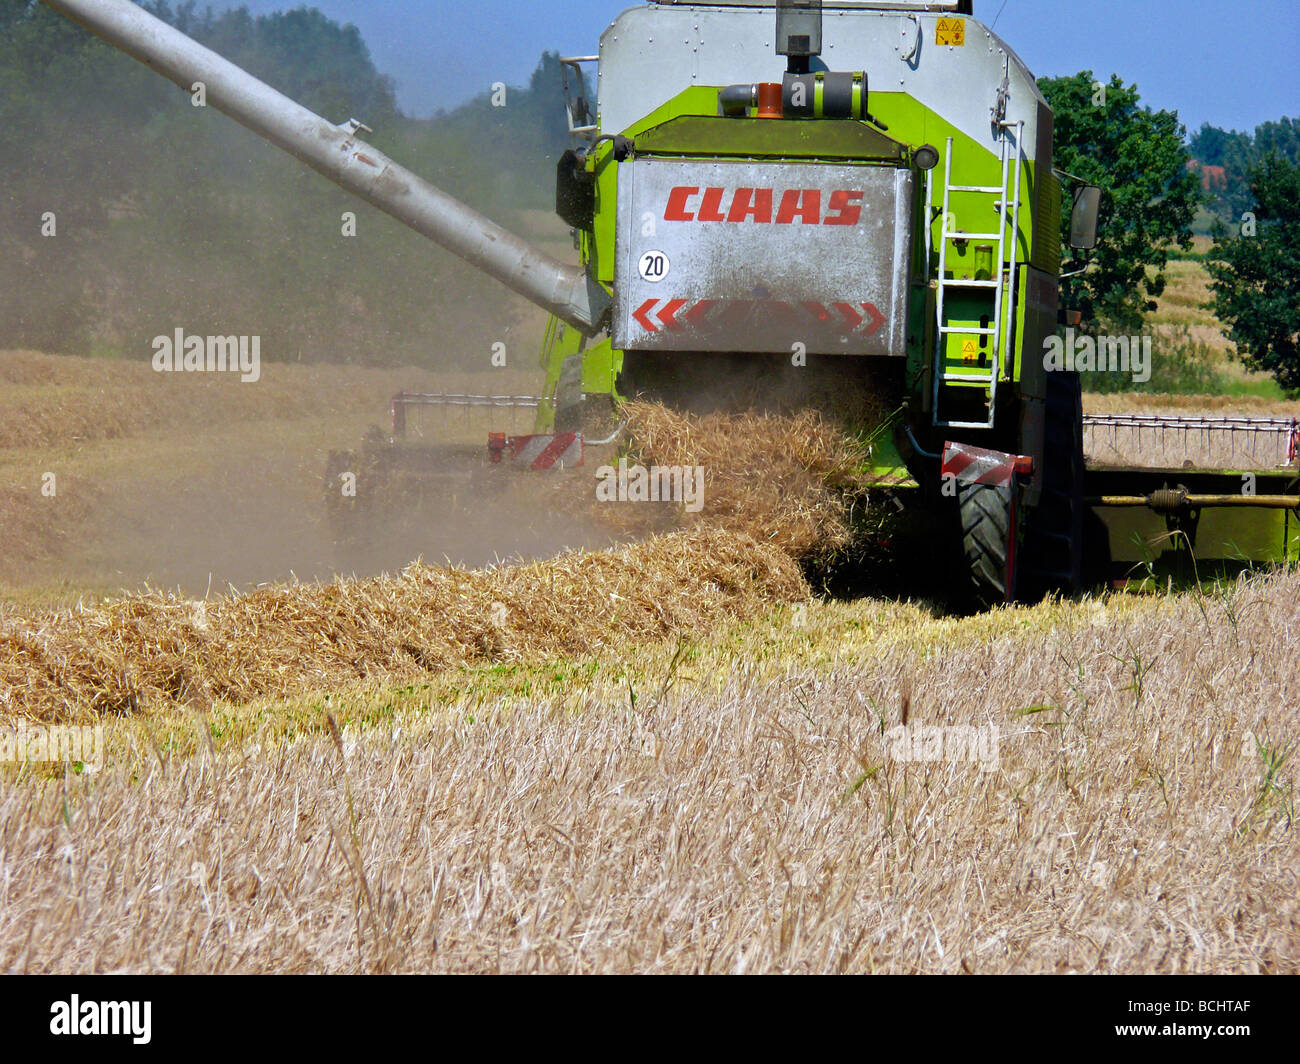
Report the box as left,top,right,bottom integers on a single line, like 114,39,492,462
664,186,864,226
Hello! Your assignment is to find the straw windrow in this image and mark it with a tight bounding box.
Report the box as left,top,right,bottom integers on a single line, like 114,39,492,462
0,381,884,721
1,527,807,722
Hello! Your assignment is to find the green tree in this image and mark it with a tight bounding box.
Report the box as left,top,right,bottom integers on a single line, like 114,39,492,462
408,51,578,211
1254,117,1300,164
0,0,173,351
0,0,566,366
190,4,399,128
1039,72,1201,330
1206,156,1300,394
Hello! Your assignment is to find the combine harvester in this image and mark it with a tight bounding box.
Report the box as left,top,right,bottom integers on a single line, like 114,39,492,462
42,0,1299,604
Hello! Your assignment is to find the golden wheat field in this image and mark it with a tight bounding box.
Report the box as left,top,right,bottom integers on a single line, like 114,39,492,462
2,571,1297,973
1,274,1298,975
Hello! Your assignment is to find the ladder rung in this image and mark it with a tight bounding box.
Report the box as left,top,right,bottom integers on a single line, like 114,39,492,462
943,231,1004,242
938,419,996,430
948,184,1005,194
941,373,997,384
938,326,997,336
941,278,1000,289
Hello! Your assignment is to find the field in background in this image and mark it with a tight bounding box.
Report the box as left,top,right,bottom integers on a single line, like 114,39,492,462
0,346,592,607
1127,235,1291,402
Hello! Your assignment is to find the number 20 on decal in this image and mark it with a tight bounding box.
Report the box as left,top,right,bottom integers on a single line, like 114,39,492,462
638,250,670,282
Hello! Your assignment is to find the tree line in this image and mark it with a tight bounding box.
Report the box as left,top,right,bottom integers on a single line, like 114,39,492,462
1,1,577,367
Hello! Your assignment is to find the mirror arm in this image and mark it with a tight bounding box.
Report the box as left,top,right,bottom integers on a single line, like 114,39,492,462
1053,166,1091,186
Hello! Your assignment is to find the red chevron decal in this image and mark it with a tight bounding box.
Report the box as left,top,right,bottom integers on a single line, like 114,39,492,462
657,299,689,330
633,299,659,332
630,298,888,337
833,302,863,331
683,300,716,327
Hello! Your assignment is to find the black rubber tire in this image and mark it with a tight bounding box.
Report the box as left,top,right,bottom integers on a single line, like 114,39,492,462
960,479,1018,608
1023,370,1085,599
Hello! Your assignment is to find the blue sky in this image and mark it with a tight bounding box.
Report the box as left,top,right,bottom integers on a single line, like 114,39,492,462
212,1,1298,134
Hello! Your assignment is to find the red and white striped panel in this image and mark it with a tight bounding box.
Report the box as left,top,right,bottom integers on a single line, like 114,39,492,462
507,432,584,470
942,442,1018,488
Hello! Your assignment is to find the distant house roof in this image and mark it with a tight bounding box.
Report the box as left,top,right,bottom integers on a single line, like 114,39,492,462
1187,160,1229,192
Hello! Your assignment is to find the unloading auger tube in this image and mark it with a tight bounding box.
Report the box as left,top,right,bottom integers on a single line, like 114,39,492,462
41,0,611,334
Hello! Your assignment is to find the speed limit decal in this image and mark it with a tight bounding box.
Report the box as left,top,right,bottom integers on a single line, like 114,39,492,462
637,250,671,282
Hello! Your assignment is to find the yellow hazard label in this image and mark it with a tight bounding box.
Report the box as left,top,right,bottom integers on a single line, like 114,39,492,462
937,18,966,46
961,340,978,362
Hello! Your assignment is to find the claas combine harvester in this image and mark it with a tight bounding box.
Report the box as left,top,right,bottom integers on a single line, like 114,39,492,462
43,0,1300,605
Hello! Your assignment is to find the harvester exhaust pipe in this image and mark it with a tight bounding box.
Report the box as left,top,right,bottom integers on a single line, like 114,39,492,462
42,0,611,333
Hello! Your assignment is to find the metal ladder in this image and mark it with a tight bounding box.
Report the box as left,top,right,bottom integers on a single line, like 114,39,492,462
932,121,1025,429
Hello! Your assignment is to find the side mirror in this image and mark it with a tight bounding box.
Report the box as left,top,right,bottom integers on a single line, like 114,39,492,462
1069,185,1101,251
560,59,596,141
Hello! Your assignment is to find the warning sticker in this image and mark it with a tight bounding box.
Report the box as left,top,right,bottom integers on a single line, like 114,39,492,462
961,340,979,362
936,18,966,46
